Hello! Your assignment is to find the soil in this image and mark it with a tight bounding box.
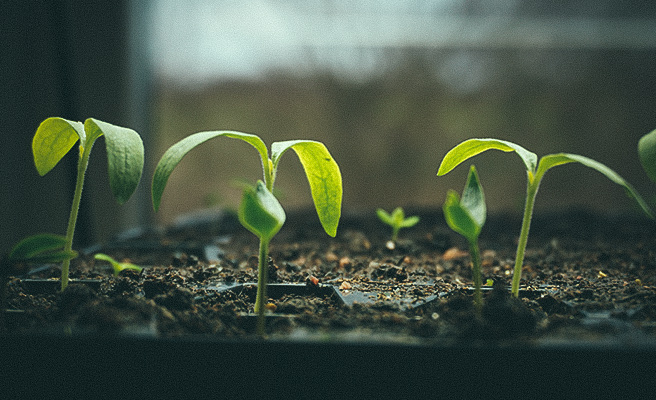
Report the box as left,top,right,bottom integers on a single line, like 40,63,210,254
3,207,656,346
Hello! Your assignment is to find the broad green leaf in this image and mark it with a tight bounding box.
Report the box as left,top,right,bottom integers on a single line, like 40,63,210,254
238,181,286,242
152,131,267,211
460,165,486,227
86,119,144,204
271,140,342,237
443,190,481,242
438,138,538,176
638,129,656,183
32,117,84,176
540,153,654,219
8,234,77,263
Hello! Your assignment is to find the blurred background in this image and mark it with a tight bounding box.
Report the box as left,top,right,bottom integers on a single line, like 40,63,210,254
2,0,656,253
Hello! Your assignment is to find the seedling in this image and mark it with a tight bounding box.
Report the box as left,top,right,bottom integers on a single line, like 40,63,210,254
438,138,653,297
376,207,420,243
33,117,144,291
152,131,342,335
442,165,486,310
1,234,77,328
638,128,656,183
94,253,143,276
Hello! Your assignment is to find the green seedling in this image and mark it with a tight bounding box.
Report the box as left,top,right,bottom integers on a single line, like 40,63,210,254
438,138,653,297
238,180,286,334
152,131,342,335
638,128,656,183
33,117,144,291
1,234,77,328
376,207,420,243
94,253,143,276
442,165,486,310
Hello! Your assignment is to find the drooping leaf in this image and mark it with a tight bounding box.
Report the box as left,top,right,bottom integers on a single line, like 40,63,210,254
94,253,143,276
32,117,84,176
638,129,656,183
539,153,654,219
438,138,538,176
238,181,286,242
152,131,268,211
7,234,77,263
85,119,144,204
271,140,342,237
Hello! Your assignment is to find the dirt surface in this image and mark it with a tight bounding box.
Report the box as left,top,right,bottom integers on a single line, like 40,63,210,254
3,208,656,345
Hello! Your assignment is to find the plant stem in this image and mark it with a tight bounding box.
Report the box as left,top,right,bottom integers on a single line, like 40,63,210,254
61,147,91,291
469,238,482,311
255,238,269,336
511,180,540,297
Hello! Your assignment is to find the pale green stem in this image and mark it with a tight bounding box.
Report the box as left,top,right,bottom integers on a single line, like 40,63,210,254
391,226,400,242
469,238,482,311
255,238,269,336
511,178,540,297
61,146,91,291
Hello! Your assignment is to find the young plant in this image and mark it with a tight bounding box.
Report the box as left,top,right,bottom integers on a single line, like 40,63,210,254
152,131,343,335
33,117,145,291
438,138,653,297
376,207,420,243
442,165,486,310
94,253,143,276
237,180,286,335
1,234,77,328
638,128,656,183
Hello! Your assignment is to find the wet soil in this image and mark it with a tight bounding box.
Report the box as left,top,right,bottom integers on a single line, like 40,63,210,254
3,208,656,346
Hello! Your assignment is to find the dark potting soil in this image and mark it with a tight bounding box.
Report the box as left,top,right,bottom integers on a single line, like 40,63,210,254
3,207,656,346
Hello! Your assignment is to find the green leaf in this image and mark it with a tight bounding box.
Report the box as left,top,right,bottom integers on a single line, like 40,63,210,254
8,234,77,263
438,138,538,176
271,140,342,237
460,165,486,227
443,190,481,242
399,215,420,229
539,153,654,219
639,129,656,183
152,131,268,211
238,181,286,242
443,166,486,242
376,208,394,226
94,253,143,276
32,117,84,176
85,119,145,204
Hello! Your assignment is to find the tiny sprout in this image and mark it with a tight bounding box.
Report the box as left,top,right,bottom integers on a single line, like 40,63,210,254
2,234,77,329
438,138,653,297
376,207,420,243
442,165,486,310
94,253,143,277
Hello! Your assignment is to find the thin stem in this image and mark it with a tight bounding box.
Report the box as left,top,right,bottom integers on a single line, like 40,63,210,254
469,238,483,311
511,179,540,297
255,238,269,337
61,146,91,291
